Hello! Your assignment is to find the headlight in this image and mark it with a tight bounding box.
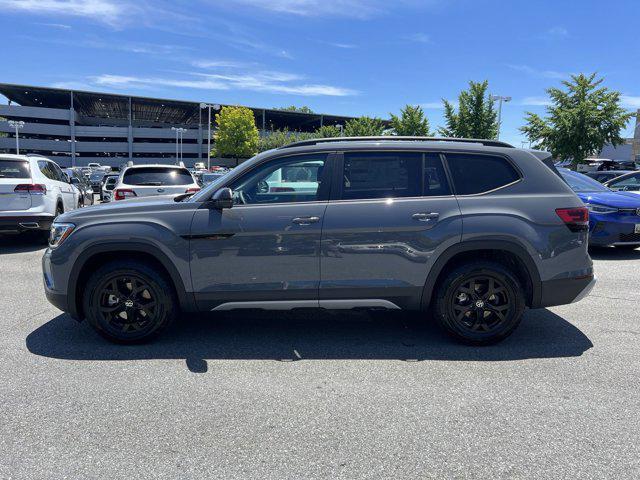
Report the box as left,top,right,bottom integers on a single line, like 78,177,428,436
49,222,75,248
585,203,618,214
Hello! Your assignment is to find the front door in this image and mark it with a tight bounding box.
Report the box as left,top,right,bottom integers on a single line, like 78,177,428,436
320,150,462,310
189,152,333,311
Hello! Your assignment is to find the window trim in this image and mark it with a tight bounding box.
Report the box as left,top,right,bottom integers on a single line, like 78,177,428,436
224,151,335,207
442,151,523,196
331,150,454,202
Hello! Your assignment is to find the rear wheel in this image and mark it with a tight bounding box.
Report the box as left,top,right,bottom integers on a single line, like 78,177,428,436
83,260,177,343
433,261,525,345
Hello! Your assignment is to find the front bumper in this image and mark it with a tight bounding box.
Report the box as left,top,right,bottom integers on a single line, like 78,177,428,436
589,214,640,246
0,214,54,233
539,274,596,307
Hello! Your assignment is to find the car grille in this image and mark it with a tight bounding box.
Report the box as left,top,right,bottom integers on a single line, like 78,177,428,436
618,208,640,216
620,232,640,243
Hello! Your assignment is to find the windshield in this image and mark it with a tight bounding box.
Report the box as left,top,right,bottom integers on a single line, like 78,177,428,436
0,159,30,178
560,169,610,193
123,167,194,186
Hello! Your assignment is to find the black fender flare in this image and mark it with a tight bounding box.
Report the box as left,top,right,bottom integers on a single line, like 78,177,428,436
420,239,542,309
68,241,196,319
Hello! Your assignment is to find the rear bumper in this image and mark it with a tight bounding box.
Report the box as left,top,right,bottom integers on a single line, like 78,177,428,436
539,274,596,307
0,214,54,233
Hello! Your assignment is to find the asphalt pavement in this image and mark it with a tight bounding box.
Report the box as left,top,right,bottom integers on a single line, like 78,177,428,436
0,234,639,479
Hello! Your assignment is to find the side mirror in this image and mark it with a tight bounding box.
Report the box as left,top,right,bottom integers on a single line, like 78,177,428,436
211,187,234,209
70,177,79,185
63,173,71,183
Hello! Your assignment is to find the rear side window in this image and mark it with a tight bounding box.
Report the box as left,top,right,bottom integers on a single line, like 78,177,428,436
0,160,30,178
445,153,520,195
123,167,194,186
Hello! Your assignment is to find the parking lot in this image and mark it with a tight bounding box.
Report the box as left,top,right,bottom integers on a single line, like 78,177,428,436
0,234,637,479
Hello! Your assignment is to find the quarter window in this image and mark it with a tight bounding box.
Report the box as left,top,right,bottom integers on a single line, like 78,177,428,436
445,153,520,195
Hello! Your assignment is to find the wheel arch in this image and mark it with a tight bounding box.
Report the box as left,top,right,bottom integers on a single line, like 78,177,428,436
69,242,196,320
421,240,542,310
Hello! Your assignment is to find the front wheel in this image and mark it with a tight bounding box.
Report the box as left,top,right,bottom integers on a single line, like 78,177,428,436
83,260,177,343
433,261,525,345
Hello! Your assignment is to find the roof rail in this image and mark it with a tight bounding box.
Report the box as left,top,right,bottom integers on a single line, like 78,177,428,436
278,136,514,150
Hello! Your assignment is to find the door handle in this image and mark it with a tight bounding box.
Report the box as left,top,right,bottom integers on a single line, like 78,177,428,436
292,216,320,225
412,212,439,222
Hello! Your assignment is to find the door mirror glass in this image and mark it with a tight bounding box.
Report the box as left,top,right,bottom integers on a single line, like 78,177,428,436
211,187,234,209
70,177,79,185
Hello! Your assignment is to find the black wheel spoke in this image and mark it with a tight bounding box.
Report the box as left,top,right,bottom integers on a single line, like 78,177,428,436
96,274,157,335
450,274,511,335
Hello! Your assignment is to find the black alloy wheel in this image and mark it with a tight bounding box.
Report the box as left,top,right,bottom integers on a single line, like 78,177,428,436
434,261,525,345
84,260,177,343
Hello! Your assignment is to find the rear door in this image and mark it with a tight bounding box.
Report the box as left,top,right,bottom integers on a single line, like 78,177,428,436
319,150,462,309
0,158,32,211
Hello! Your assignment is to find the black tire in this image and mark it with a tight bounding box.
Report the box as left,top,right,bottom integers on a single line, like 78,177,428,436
614,244,638,250
82,260,177,344
433,261,525,345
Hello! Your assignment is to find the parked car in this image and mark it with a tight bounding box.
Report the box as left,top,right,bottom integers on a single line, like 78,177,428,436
43,137,595,345
101,174,120,202
603,171,640,193
585,170,633,183
87,162,102,169
193,162,206,170
89,171,106,194
1,154,80,238
112,165,200,201
559,169,640,249
65,168,94,206
577,158,618,172
201,172,226,186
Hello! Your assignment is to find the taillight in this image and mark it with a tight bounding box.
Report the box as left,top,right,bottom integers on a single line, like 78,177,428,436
556,207,589,232
14,184,47,195
185,187,200,194
114,189,137,201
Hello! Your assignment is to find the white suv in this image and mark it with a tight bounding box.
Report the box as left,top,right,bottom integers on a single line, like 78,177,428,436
0,154,80,236
113,165,200,201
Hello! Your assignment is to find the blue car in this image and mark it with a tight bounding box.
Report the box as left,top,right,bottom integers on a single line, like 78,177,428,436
560,169,640,249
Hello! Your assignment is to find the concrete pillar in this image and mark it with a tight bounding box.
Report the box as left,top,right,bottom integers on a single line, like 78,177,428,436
262,109,266,132
198,107,203,160
69,92,76,167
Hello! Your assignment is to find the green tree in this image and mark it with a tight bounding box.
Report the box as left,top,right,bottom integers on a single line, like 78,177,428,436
314,125,342,138
520,73,633,166
344,116,385,136
389,104,430,136
276,105,315,114
214,106,259,158
257,128,315,152
438,80,498,139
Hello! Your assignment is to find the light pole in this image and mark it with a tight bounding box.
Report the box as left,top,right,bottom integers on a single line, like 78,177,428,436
490,95,511,140
171,127,186,165
336,123,344,137
8,120,25,154
200,103,220,170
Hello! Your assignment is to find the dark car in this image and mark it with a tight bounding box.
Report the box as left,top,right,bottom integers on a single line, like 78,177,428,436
585,170,633,183
66,168,94,207
43,137,594,345
560,169,640,249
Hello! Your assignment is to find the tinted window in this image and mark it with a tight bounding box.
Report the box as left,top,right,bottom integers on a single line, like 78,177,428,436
446,154,520,195
38,161,57,180
422,154,451,196
230,154,327,205
0,160,30,178
341,152,421,199
607,172,640,191
123,167,194,186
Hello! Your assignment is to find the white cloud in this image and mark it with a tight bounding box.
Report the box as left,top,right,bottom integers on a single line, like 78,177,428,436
520,96,552,107
405,33,430,44
421,100,457,109
508,64,571,80
89,71,357,96
621,95,640,109
191,59,251,69
546,26,569,38
0,0,129,25
36,22,72,29
327,42,358,49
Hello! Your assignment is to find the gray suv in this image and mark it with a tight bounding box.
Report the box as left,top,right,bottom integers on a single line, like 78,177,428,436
43,137,595,345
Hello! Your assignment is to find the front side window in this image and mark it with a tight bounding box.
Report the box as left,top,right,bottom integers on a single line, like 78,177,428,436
340,151,450,200
445,153,520,195
607,173,640,191
230,154,328,205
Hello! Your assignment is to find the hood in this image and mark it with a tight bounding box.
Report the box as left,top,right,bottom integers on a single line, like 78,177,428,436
576,191,640,209
56,194,183,223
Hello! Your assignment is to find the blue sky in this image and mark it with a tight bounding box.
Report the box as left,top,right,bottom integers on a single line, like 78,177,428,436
1,0,639,146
